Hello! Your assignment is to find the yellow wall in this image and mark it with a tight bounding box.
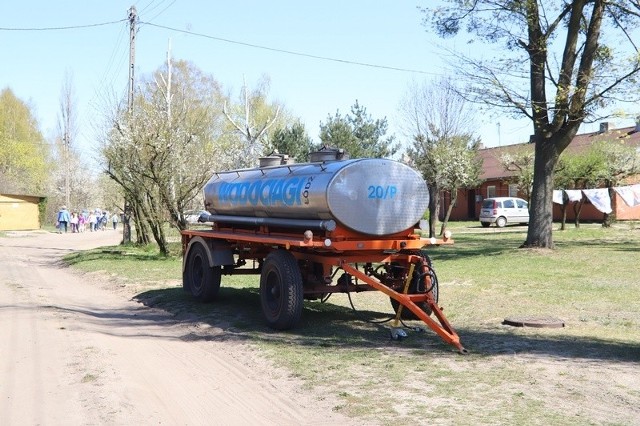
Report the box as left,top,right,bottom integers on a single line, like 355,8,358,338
0,194,41,231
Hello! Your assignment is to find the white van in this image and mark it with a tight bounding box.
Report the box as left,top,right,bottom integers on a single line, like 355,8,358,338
479,197,529,228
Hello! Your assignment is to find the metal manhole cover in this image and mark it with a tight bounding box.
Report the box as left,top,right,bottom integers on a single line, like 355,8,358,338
502,316,565,328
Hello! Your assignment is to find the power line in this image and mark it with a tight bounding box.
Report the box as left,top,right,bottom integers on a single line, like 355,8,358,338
0,15,438,76
140,21,440,76
98,21,129,90
140,0,174,19
139,0,167,15
145,0,177,24
0,19,127,31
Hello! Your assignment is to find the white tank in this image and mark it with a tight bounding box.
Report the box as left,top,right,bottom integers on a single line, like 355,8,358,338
203,158,429,236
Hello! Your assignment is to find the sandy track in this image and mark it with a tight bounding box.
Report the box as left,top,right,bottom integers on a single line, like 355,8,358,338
0,230,354,425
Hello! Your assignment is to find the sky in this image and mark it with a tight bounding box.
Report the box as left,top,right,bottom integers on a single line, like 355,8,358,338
1,0,638,165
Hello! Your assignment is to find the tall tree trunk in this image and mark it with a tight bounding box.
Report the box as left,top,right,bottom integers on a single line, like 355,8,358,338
574,199,585,228
141,191,167,251
132,199,151,245
602,185,615,228
148,219,168,256
524,138,561,248
440,191,456,236
560,192,569,231
122,202,132,244
428,185,440,238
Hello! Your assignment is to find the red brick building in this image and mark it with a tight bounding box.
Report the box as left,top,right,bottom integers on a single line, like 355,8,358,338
442,123,640,222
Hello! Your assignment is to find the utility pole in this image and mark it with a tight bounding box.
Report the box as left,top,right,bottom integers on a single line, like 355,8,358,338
60,74,73,210
122,5,137,244
64,133,70,209
128,5,137,113
166,38,172,121
166,39,177,203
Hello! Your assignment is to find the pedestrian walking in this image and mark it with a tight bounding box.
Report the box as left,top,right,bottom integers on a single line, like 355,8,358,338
88,211,97,232
100,211,108,231
70,212,79,233
111,212,119,230
56,206,71,233
78,212,86,232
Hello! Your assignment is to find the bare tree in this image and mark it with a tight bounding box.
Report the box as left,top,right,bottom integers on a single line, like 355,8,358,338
425,1,640,248
222,76,283,167
400,79,481,237
46,72,95,218
101,60,228,254
58,71,78,209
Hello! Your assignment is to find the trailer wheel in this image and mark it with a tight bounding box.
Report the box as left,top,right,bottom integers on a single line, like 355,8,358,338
184,242,221,302
260,250,303,330
390,253,438,320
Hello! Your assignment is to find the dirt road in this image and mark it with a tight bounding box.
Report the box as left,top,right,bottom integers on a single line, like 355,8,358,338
0,230,353,425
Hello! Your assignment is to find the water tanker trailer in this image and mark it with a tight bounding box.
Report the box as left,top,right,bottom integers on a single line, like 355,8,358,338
181,149,466,353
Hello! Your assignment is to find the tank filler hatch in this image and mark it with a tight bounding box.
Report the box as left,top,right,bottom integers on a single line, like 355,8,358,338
309,146,349,163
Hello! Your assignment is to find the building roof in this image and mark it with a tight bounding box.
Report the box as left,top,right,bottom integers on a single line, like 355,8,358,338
478,144,531,180
478,125,640,180
0,193,46,200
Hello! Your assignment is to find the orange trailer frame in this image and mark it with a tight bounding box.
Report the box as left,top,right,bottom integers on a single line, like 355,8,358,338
181,222,467,353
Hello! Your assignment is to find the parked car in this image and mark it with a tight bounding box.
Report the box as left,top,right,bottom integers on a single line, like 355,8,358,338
479,197,529,228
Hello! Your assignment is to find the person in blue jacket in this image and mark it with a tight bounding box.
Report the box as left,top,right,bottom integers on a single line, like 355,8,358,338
56,206,71,233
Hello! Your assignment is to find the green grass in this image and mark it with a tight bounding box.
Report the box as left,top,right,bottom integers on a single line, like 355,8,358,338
62,223,640,425
64,242,183,285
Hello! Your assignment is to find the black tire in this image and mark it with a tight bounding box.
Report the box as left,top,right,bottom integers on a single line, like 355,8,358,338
390,253,438,320
480,222,490,228
496,216,507,228
184,242,221,302
260,250,304,330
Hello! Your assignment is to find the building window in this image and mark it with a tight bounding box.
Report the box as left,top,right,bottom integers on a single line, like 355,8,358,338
509,184,519,197
487,186,496,198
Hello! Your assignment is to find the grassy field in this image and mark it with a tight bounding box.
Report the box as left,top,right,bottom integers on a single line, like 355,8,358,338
64,222,640,425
